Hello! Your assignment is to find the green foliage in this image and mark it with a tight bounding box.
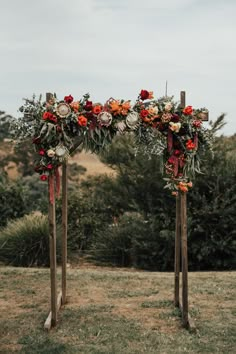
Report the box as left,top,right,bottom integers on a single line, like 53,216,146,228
0,176,26,227
0,110,13,141
90,213,175,270
0,213,60,267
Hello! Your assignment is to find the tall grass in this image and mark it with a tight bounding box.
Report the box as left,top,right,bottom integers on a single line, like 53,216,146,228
0,213,60,267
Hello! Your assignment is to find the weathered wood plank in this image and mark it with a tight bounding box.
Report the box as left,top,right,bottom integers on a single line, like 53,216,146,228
44,291,63,331
174,194,181,307
180,192,188,328
62,163,68,305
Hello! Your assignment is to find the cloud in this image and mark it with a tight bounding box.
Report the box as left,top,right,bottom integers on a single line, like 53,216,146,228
0,0,236,135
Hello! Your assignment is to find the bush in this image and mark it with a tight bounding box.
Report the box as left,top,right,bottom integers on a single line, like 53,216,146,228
0,178,26,227
0,213,60,267
90,213,175,270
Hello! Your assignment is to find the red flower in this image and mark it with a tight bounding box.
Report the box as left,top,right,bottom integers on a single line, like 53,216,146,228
78,115,88,127
39,149,45,156
40,174,48,181
140,90,150,100
186,139,195,150
43,112,57,123
47,164,53,169
64,95,73,104
140,109,149,119
170,114,180,123
193,120,202,128
183,106,193,115
84,100,93,111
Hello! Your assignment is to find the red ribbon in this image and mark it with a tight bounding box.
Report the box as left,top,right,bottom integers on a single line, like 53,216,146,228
167,128,173,153
55,167,60,198
48,174,55,204
194,133,198,150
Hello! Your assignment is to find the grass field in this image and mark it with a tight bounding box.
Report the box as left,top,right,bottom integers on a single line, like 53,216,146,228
0,266,235,353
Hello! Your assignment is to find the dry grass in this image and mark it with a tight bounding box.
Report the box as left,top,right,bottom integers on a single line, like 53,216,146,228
0,265,236,353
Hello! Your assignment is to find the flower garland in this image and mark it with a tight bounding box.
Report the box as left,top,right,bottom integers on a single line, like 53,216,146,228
17,90,210,194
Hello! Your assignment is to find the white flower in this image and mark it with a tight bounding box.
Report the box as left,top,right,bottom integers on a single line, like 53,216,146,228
169,122,181,133
47,149,55,157
148,104,158,115
165,102,172,112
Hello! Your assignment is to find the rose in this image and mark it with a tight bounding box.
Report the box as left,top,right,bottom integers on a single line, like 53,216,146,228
183,106,193,115
140,90,149,100
78,115,88,127
140,109,149,119
47,149,55,157
92,105,102,115
64,95,73,104
84,100,93,111
70,101,80,112
40,174,48,181
165,102,172,112
47,164,53,169
169,122,181,132
148,104,158,115
43,112,57,123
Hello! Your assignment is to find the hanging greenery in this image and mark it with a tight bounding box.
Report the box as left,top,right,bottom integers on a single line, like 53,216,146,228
13,89,213,193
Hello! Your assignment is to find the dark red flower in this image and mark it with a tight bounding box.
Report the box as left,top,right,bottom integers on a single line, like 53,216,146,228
168,156,176,164
47,164,53,169
174,149,181,156
140,90,149,100
193,120,202,128
40,174,48,181
170,114,180,123
33,137,41,144
84,100,93,111
64,95,73,104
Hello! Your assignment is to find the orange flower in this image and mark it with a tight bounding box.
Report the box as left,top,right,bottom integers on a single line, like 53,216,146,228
70,101,80,112
148,91,154,99
177,182,188,192
110,100,120,112
78,115,87,127
122,101,131,111
92,105,102,115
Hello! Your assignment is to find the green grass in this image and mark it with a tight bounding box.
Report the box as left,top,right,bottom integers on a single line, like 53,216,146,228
0,266,236,353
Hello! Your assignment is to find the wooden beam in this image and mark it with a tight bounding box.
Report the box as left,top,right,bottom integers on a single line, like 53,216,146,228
180,191,189,328
44,291,62,331
178,300,196,332
62,162,68,305
174,194,181,307
47,92,57,328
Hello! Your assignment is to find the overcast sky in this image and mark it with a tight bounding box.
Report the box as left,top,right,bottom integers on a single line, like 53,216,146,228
1,0,235,135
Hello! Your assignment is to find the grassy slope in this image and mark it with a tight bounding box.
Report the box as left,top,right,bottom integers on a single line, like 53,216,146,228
0,266,235,354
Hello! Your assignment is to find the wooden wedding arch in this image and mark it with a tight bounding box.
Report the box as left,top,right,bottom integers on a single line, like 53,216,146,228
24,91,208,331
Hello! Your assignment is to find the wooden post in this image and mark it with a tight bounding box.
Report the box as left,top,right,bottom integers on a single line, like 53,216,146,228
180,191,189,327
62,162,68,305
48,174,57,327
46,92,57,328
174,194,181,306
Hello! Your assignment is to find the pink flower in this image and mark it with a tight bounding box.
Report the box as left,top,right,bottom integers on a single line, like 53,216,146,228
47,164,53,169
40,174,48,181
39,149,45,156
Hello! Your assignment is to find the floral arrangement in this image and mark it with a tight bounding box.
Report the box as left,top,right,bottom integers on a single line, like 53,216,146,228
15,90,211,194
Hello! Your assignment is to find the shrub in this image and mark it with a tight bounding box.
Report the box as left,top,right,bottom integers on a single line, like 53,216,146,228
0,213,61,267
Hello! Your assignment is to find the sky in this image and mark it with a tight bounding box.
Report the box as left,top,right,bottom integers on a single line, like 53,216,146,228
1,0,236,135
